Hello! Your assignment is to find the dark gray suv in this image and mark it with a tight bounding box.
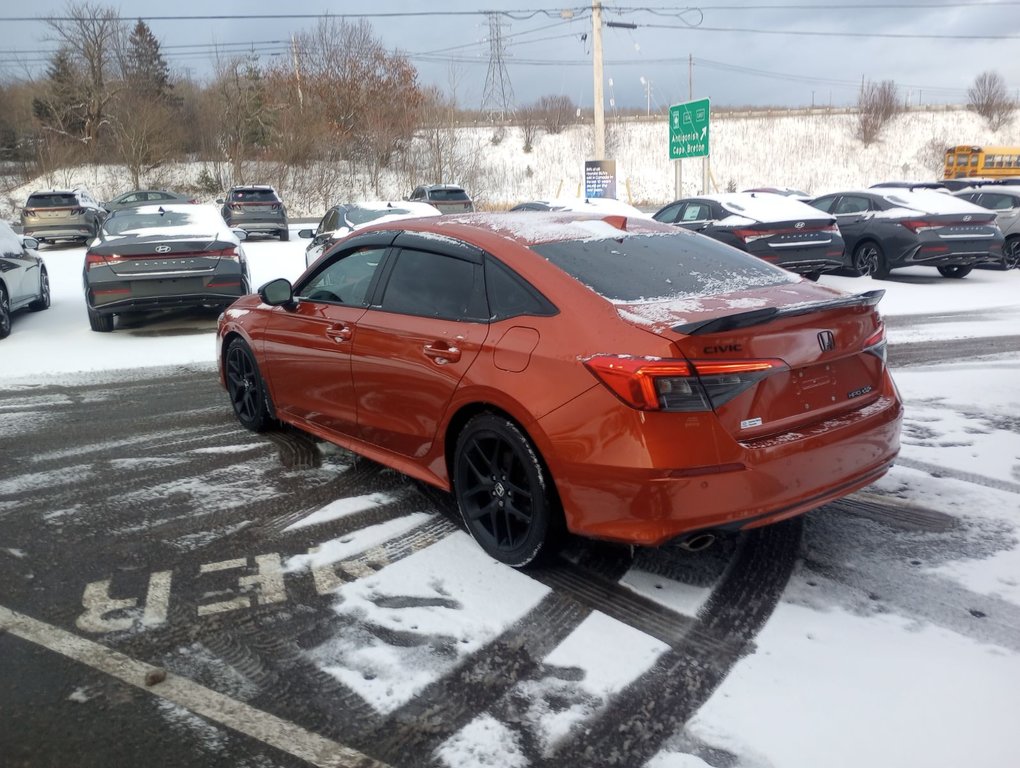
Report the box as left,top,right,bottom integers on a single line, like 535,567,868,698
20,188,106,244
407,184,474,214
218,185,289,240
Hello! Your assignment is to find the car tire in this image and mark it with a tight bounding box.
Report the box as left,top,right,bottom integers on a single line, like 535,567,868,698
453,413,563,567
224,337,275,432
87,308,114,332
29,268,51,311
1003,237,1020,270
937,265,972,279
853,241,889,279
279,227,290,242
0,284,11,339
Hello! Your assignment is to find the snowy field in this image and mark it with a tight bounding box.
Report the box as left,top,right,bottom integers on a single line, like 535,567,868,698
2,229,1019,767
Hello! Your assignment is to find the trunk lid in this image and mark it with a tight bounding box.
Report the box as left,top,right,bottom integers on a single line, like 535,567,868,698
88,237,235,276
619,285,888,439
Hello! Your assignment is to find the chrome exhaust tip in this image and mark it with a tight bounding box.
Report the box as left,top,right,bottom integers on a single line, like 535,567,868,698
677,532,716,552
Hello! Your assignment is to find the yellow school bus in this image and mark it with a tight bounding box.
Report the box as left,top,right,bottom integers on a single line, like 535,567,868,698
945,145,1020,179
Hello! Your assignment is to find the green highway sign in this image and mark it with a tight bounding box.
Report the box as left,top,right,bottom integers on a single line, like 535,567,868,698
669,98,710,160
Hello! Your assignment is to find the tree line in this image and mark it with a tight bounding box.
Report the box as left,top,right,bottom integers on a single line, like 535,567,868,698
0,2,577,199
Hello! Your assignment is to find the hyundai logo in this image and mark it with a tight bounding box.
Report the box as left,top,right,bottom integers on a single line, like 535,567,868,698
795,221,805,229
817,330,836,352
963,215,972,222
155,245,171,253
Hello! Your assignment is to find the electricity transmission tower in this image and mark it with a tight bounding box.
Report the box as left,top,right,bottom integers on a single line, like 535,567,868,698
481,13,515,120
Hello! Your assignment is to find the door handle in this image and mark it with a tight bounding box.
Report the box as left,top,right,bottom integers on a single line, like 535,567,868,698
325,324,352,342
423,342,461,364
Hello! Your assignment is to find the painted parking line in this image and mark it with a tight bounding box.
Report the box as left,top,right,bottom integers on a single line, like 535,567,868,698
0,604,388,768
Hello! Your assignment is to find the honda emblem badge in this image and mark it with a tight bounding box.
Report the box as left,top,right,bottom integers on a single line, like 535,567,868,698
817,330,835,352
155,245,171,253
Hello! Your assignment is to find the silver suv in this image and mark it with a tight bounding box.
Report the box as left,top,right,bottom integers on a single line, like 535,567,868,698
407,184,474,214
21,188,105,244
954,185,1020,269
218,185,289,241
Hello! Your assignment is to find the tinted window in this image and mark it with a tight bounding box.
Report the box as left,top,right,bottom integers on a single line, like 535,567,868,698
347,206,415,226
485,259,555,320
834,196,871,214
27,194,77,208
977,193,1017,210
231,189,279,203
426,188,469,202
381,249,482,320
653,203,683,223
298,247,386,306
681,203,709,221
531,233,794,302
810,196,837,213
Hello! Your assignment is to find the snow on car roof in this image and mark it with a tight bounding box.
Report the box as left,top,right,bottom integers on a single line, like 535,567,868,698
701,192,831,222
876,189,992,215
101,203,232,239
531,197,652,218
428,211,677,245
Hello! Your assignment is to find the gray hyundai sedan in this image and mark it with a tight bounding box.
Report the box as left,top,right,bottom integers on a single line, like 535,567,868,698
83,204,250,332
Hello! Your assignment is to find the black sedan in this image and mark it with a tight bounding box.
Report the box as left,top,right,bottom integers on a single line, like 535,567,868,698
808,189,1004,279
0,221,50,338
652,192,848,280
102,189,197,213
83,204,250,332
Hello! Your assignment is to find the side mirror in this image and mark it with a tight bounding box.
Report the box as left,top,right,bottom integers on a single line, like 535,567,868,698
216,198,225,205
22,236,39,250
259,278,295,308
232,229,248,241
298,228,314,239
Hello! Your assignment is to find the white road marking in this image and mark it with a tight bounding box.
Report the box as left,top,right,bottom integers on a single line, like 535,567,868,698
76,579,138,633
0,604,389,768
142,571,173,627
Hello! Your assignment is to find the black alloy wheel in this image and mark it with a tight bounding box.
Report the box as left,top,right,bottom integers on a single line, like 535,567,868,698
225,338,273,431
937,265,972,279
29,268,50,311
1003,238,1020,270
453,413,562,567
853,241,889,279
0,284,11,339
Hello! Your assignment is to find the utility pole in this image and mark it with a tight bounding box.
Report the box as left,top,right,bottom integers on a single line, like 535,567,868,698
689,53,693,100
291,34,303,112
592,0,605,160
481,14,515,121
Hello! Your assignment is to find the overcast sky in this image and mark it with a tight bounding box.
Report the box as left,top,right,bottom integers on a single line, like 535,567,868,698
3,1,1020,111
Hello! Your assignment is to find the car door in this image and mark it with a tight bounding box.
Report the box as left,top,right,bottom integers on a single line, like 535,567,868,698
259,238,393,438
676,201,713,232
0,236,32,304
830,194,874,251
351,233,489,458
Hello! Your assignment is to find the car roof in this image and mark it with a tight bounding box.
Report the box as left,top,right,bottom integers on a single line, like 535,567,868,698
422,184,466,191
680,192,831,222
230,185,277,191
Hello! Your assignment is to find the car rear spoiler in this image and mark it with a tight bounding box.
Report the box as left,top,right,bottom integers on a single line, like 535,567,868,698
672,289,885,335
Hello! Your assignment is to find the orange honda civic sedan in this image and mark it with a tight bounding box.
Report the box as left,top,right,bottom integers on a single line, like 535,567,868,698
218,212,903,567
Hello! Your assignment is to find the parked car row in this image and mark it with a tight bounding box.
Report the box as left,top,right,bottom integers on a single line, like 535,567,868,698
651,187,1009,279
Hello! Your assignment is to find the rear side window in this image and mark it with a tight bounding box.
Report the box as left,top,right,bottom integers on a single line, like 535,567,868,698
27,194,77,207
484,259,556,320
531,233,794,302
381,249,484,320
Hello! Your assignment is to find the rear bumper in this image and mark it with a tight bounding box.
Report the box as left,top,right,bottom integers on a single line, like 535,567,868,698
751,242,848,275
22,224,94,240
899,233,1004,267
88,290,246,314
224,217,287,232
538,377,903,546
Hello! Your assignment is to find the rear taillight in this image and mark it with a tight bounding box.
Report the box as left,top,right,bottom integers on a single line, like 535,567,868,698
70,207,85,215
731,228,773,244
85,251,108,270
899,219,940,233
208,247,239,259
230,203,242,211
863,324,887,366
23,208,35,216
584,355,788,412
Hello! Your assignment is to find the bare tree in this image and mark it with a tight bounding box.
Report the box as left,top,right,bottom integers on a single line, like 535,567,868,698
968,71,1015,131
536,94,575,134
519,105,539,153
856,79,900,145
214,55,273,182
45,2,124,153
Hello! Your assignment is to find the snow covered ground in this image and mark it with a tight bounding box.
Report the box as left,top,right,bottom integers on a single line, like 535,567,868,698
3,231,1019,767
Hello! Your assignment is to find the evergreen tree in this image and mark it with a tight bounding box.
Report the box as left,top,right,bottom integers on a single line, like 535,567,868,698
124,19,172,100
32,47,87,138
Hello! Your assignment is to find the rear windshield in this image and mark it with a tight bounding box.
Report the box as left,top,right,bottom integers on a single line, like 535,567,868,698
103,208,220,235
530,233,795,301
428,189,469,202
27,194,77,208
231,189,279,203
